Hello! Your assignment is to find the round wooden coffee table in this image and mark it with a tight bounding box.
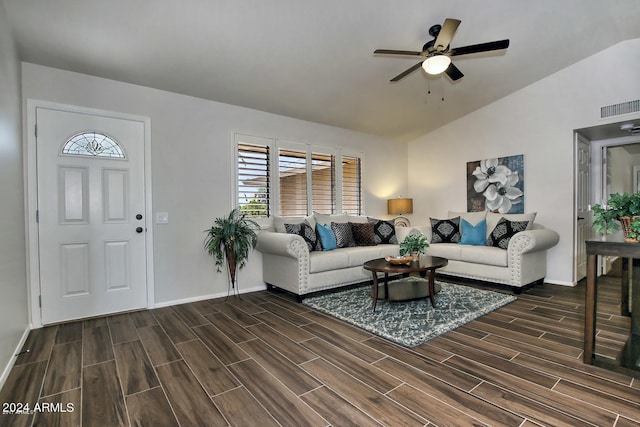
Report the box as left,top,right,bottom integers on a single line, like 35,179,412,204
363,256,448,312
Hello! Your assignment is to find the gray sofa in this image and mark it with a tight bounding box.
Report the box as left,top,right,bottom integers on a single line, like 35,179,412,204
255,211,559,300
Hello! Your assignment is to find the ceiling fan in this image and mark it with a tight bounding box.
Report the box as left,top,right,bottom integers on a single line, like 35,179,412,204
374,18,510,82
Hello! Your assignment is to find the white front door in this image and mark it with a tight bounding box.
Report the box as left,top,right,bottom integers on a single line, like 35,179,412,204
36,107,148,324
575,134,591,282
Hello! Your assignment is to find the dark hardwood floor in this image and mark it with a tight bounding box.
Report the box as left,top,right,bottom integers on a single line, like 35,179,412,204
1,275,639,427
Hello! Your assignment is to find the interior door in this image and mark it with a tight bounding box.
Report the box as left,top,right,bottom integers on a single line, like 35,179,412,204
37,107,147,324
575,133,591,281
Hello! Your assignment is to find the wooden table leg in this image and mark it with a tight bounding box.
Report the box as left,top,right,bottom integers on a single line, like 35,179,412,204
632,261,640,336
622,257,631,317
427,269,436,308
584,253,597,364
371,272,379,312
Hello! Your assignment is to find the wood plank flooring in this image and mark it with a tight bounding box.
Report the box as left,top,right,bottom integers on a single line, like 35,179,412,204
1,276,639,427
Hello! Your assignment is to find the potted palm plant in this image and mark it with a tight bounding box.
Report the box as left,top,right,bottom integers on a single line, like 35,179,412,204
204,208,259,294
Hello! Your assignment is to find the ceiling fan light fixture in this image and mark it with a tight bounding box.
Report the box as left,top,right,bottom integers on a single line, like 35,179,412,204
422,55,451,75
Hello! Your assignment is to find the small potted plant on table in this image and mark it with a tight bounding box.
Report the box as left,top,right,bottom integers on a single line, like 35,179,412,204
399,233,429,261
592,192,640,241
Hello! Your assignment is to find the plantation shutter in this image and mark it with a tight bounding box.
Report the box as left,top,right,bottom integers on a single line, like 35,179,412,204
342,155,362,215
237,142,270,218
311,152,335,214
279,147,308,216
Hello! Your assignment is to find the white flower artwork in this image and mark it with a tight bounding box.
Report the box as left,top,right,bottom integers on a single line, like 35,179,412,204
467,155,524,213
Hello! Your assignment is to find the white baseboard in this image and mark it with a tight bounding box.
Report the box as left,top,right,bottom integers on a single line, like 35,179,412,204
0,326,31,391
544,279,575,287
153,284,267,308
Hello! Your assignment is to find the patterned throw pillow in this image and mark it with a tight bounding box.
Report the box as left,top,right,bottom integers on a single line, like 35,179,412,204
284,221,322,252
367,217,398,244
350,222,377,246
430,217,461,243
486,217,529,249
331,222,356,248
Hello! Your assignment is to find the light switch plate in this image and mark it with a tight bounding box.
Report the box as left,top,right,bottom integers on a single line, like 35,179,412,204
156,212,169,224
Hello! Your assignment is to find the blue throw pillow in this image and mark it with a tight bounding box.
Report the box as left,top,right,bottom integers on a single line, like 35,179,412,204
460,219,486,246
316,223,337,251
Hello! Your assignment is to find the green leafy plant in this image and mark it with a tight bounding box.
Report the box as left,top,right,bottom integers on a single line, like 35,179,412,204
204,208,259,290
592,192,640,235
626,219,640,241
399,232,429,256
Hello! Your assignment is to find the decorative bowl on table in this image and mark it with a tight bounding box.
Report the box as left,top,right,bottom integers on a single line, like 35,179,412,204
385,255,413,265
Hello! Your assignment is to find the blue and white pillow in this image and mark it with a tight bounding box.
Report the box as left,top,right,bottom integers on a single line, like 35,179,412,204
316,223,337,251
460,219,486,246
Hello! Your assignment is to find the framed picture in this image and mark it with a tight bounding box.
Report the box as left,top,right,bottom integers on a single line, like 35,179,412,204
467,155,524,213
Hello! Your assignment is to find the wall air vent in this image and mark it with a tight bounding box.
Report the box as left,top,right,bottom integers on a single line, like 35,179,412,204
600,99,640,118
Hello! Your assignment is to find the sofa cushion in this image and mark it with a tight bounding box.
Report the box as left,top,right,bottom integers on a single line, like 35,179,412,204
314,212,349,226
428,243,507,267
331,222,356,248
346,215,369,224
284,221,322,251
458,245,508,267
350,222,377,246
426,243,461,260
460,219,486,246
448,210,486,226
316,223,337,251
396,226,430,244
430,217,461,243
342,245,397,267
309,250,351,273
368,217,398,244
487,217,529,249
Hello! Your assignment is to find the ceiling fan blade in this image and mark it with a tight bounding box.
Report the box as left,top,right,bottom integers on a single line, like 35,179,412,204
434,18,461,51
374,49,423,56
445,62,464,81
390,62,423,82
449,39,510,56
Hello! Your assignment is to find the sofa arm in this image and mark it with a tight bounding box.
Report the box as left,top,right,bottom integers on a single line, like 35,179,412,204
255,231,310,259
507,228,560,255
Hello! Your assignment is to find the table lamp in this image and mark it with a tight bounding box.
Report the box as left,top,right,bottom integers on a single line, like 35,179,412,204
387,198,413,227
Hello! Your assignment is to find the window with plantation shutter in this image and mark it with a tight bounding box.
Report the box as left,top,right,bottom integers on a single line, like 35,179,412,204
311,152,335,214
235,133,363,218
342,155,362,215
278,147,308,216
237,141,270,218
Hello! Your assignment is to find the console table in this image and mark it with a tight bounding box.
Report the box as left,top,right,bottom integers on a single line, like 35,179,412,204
584,240,640,368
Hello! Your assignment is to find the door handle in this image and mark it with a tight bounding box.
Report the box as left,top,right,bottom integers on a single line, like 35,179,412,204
136,227,144,233
577,216,585,220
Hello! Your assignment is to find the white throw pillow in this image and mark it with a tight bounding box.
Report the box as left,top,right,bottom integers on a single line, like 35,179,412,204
313,212,349,226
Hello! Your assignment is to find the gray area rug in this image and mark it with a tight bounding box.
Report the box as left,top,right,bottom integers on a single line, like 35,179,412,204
302,281,516,348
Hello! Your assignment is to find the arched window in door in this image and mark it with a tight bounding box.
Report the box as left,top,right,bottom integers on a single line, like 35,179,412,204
61,132,126,159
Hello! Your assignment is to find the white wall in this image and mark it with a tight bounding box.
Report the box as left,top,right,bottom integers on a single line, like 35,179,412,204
22,63,408,305
0,3,29,384
407,38,640,286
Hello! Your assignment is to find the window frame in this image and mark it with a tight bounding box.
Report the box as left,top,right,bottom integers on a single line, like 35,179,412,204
233,133,364,222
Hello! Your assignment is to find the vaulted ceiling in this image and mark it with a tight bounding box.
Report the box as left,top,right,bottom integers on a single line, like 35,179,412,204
4,0,640,142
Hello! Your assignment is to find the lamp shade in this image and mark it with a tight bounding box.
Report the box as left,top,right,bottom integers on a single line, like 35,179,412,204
387,198,413,215
422,55,451,75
